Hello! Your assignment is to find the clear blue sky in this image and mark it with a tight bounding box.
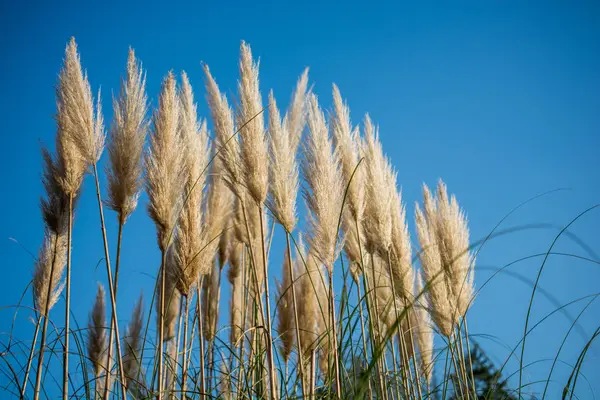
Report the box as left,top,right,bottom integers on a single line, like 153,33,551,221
1,1,599,398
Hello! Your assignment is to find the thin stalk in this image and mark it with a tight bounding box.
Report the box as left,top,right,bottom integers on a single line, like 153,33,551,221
20,316,41,399
92,164,127,400
257,205,277,400
237,249,248,397
33,230,60,400
181,294,190,396
327,270,342,399
384,251,410,399
309,349,317,400
355,281,373,400
447,333,465,400
388,335,403,400
103,213,125,400
462,320,477,397
369,252,388,399
284,232,304,397
354,217,384,399
62,194,73,400
196,281,206,400
171,297,184,395
453,327,470,399
440,342,451,400
157,249,167,399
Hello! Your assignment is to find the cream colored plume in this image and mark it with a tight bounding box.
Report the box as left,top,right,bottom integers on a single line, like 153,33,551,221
203,64,242,194
297,242,328,359
32,231,67,316
414,273,434,388
106,48,148,221
415,182,463,337
268,91,299,231
58,38,105,168
276,249,295,363
302,94,345,272
170,73,210,295
362,115,394,255
87,284,108,379
331,84,364,221
390,189,414,302
123,294,144,385
145,72,186,251
237,41,268,204
434,180,475,317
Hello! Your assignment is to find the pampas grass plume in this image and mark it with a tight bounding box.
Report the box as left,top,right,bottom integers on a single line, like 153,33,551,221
106,48,148,221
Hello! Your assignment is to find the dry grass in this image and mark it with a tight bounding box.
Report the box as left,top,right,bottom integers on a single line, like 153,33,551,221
14,37,589,400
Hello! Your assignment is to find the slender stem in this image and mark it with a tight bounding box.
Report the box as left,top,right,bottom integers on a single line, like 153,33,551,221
326,269,342,399
33,231,59,400
196,281,206,400
92,164,127,400
20,316,41,399
355,281,373,400
368,252,388,398
448,332,465,400
309,349,317,400
171,296,184,396
462,320,477,397
104,214,125,400
284,232,305,397
157,249,166,399
181,294,190,396
258,205,277,400
62,194,73,400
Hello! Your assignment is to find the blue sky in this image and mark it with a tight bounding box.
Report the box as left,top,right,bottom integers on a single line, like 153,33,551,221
1,0,599,398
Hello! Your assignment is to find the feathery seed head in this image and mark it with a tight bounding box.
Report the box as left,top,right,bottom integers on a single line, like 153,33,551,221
32,230,67,316
106,48,148,221
362,115,394,255
390,189,414,301
302,94,345,272
415,192,455,337
203,64,243,195
40,148,70,236
87,283,107,378
58,38,105,168
268,91,300,231
332,84,364,221
285,68,310,150
170,74,211,295
145,72,186,251
124,294,144,381
237,41,268,203
414,273,434,388
276,249,295,363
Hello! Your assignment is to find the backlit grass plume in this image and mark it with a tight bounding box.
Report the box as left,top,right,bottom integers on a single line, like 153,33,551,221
362,115,394,256
237,41,268,204
268,69,309,231
415,180,475,336
276,250,295,364
302,94,344,270
58,38,105,169
170,72,210,296
203,65,242,194
146,72,186,252
106,48,148,221
123,295,146,395
87,284,108,392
